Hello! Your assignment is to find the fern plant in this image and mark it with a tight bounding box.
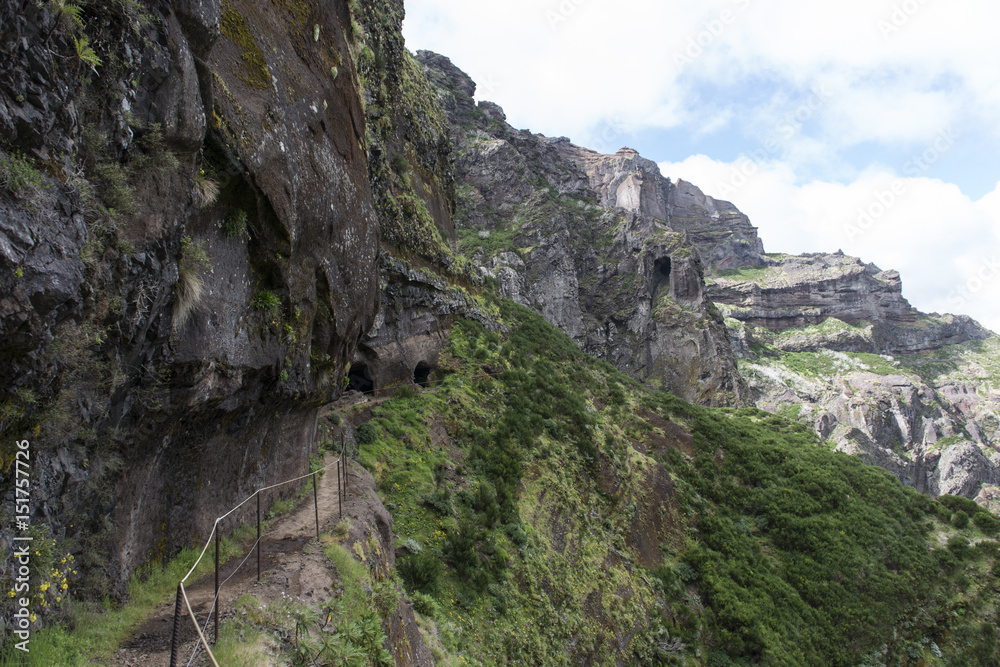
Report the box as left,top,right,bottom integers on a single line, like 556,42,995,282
74,36,102,71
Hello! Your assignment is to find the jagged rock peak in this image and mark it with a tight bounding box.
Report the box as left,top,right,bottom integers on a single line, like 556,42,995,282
416,51,748,405
416,50,477,117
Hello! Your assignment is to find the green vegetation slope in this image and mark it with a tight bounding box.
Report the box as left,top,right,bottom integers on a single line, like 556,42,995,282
342,302,1000,666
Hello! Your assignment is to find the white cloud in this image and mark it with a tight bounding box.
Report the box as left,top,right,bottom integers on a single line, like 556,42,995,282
404,0,697,139
404,0,1000,148
822,81,958,147
660,156,1000,334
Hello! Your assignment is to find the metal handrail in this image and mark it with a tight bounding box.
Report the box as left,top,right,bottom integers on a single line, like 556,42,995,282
168,439,351,666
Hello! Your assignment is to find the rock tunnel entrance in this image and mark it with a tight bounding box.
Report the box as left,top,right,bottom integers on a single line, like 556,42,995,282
347,363,373,393
413,362,433,388
651,257,672,297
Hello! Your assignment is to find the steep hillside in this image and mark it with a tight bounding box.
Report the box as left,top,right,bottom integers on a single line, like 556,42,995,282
344,304,1000,666
737,322,1000,501
2,0,999,663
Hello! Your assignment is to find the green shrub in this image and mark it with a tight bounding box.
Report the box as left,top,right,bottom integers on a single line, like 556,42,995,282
409,591,439,618
94,162,136,215
391,152,409,176
135,123,179,173
947,535,971,560
394,385,417,399
938,495,981,517
972,511,1000,536
937,547,960,574
675,561,698,583
355,422,378,445
397,553,442,595
952,511,970,529
936,503,953,523
252,289,281,320
0,151,45,197
423,487,452,516
470,482,501,529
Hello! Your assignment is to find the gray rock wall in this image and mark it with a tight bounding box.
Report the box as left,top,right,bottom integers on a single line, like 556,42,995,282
0,0,379,593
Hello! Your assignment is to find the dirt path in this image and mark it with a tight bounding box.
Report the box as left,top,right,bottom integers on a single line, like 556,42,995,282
111,454,354,667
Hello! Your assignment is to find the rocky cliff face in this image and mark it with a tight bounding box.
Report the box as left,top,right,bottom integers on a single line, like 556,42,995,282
708,251,988,353
739,331,1000,498
692,220,998,502
0,0,380,597
417,53,746,406
630,170,997,502
2,2,997,652
408,52,997,497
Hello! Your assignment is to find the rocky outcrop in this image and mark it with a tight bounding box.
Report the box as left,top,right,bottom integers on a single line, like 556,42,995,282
418,53,746,406
683,191,997,499
709,232,996,501
666,178,767,269
742,336,1000,499
708,252,989,353
710,253,914,328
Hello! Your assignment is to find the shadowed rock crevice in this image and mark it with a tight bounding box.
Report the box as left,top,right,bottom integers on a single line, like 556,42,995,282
650,256,672,299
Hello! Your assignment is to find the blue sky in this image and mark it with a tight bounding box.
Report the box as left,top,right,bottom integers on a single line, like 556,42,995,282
403,0,1000,334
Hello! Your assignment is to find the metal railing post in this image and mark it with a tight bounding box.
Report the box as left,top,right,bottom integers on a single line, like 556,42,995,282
214,525,220,644
342,435,348,492
337,460,342,519
169,582,183,667
312,472,320,538
256,491,261,582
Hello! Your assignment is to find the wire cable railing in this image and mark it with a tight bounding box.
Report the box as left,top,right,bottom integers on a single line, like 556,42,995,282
168,438,351,667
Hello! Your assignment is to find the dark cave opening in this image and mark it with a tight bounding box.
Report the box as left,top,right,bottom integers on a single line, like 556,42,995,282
347,364,373,393
413,362,432,388
651,257,672,296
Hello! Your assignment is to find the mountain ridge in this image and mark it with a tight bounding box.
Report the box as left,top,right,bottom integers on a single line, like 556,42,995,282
412,49,999,503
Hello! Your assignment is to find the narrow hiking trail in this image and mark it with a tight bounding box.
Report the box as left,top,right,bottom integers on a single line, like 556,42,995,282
111,453,352,667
